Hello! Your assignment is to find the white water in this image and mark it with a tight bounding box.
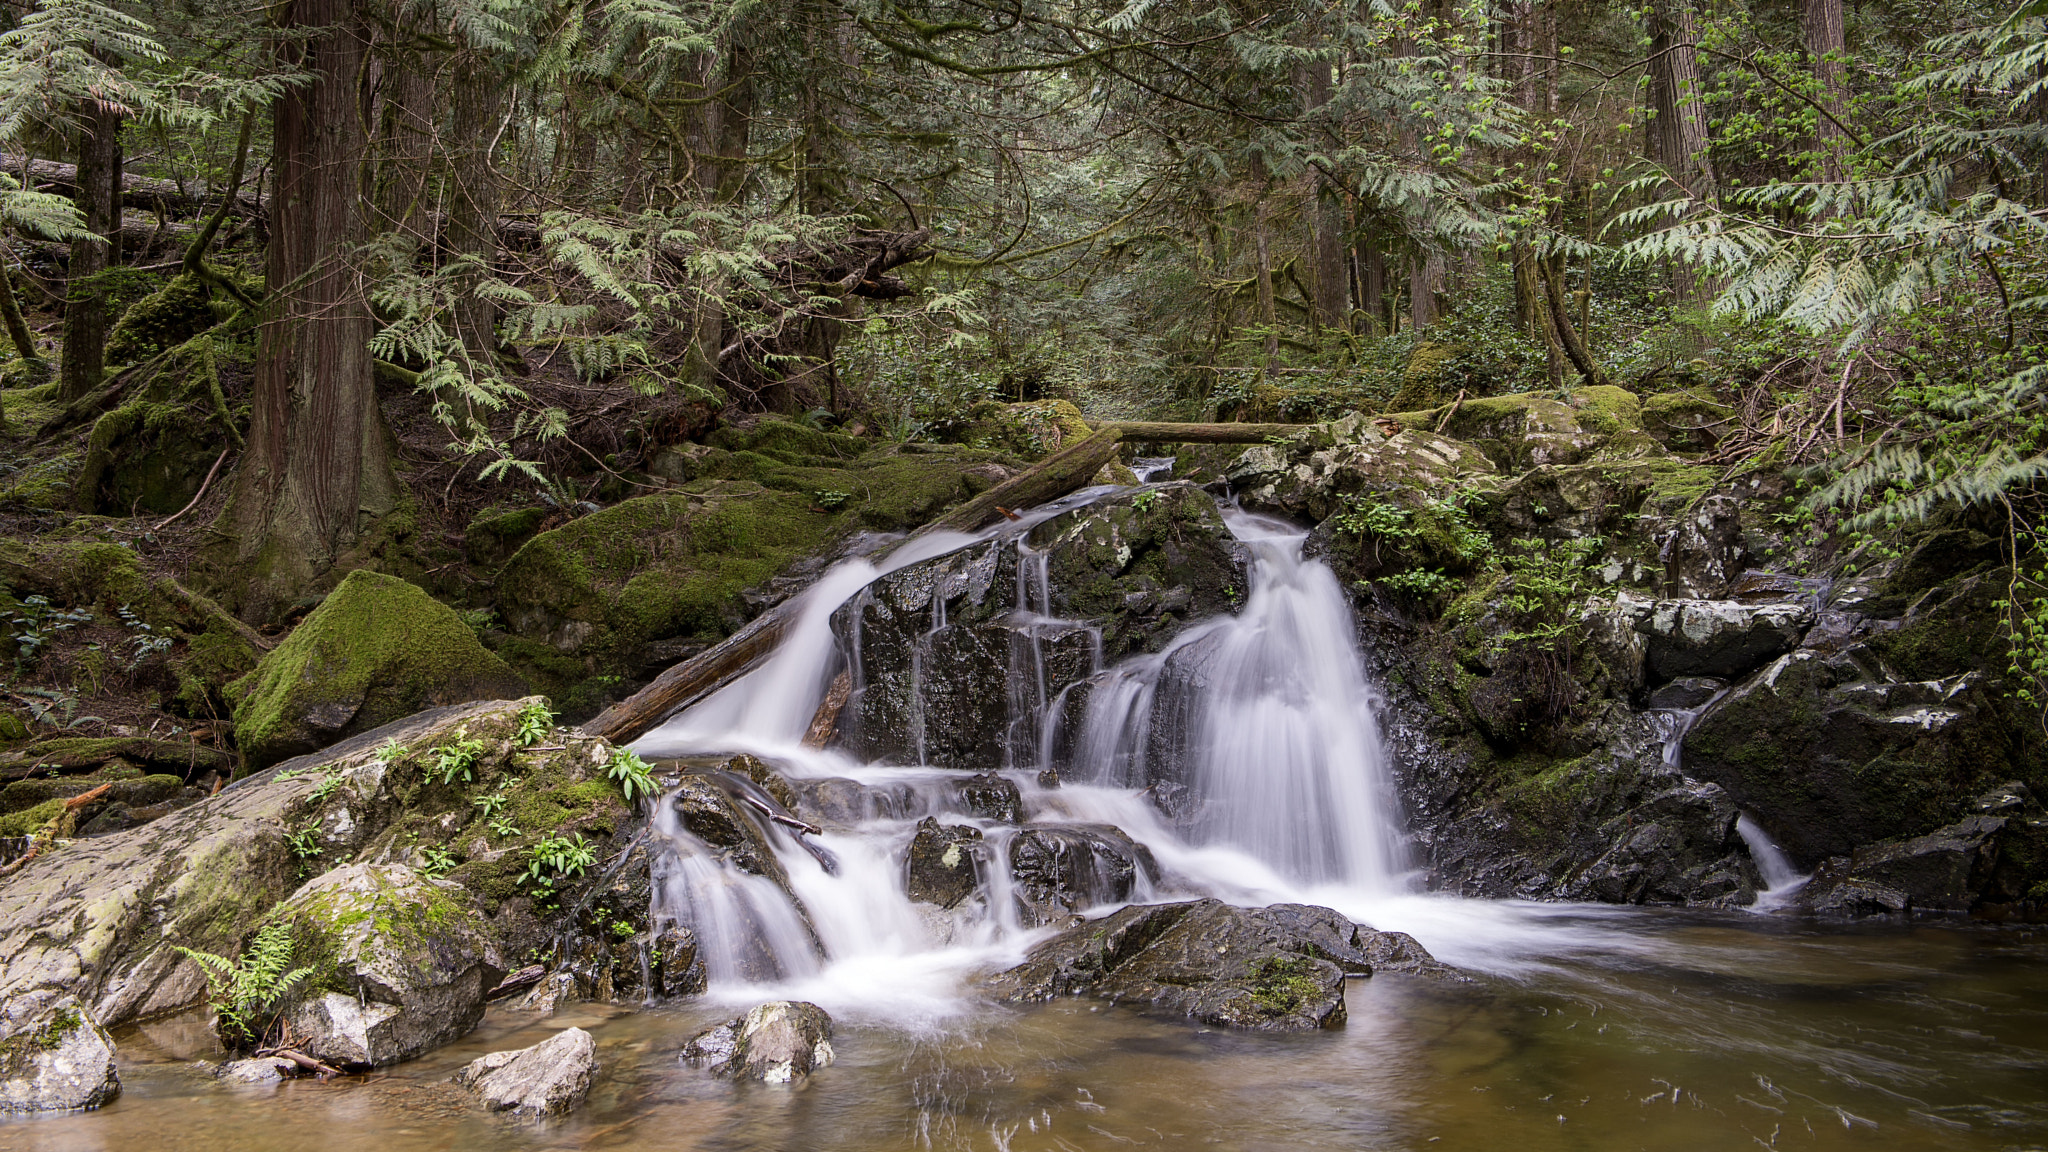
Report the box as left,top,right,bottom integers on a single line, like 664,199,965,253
632,486,1703,1023
1736,814,1813,910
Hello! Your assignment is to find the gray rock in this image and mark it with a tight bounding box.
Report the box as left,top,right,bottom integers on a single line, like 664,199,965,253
1227,417,1497,522
953,773,1022,822
1007,823,1157,926
669,777,788,885
1646,676,1726,711
0,700,531,1036
455,1026,598,1118
0,997,119,1113
682,1001,835,1082
215,1056,298,1085
653,927,707,997
1588,594,1813,684
904,818,985,909
990,899,1447,1031
277,863,504,1068
1799,790,2048,914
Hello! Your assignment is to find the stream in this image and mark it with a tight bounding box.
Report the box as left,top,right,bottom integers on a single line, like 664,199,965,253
6,481,2046,1150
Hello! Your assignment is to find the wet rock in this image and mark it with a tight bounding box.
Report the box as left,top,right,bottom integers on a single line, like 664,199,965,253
682,1001,835,1082
1684,650,2015,866
904,818,985,909
1646,677,1725,711
991,899,1446,1031
1559,781,1754,905
653,926,707,997
724,753,799,811
0,997,119,1113
789,776,920,824
278,863,505,1068
833,484,1245,769
953,773,1022,822
1799,786,2048,914
215,1056,298,1084
229,570,529,772
669,776,787,885
1586,594,1813,685
455,1026,598,1118
1007,824,1157,926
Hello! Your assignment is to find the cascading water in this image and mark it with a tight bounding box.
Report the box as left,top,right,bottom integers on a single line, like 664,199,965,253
1650,689,1812,910
633,480,1662,1016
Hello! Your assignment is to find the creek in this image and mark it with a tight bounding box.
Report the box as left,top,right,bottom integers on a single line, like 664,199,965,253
6,480,2045,1150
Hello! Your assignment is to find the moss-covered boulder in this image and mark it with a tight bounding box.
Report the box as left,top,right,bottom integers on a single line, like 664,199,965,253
274,863,505,1068
102,271,255,366
941,399,1091,460
231,570,528,771
1641,389,1733,452
1230,413,1496,521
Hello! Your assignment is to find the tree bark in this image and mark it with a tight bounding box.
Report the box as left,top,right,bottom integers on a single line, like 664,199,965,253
1540,255,1610,388
1253,203,1278,358
448,53,503,362
1802,0,1848,182
0,255,43,370
212,0,395,623
59,99,120,400
1646,0,1716,196
1409,249,1443,330
1299,64,1349,332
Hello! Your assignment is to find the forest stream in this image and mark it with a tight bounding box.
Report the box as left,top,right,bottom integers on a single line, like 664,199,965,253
8,480,2041,1151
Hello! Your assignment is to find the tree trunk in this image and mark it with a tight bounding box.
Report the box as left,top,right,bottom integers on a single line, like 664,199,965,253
59,100,120,401
1803,0,1848,182
1253,204,1278,359
212,0,395,623
1298,64,1349,332
371,51,433,240
1409,249,1443,330
1646,0,1716,196
448,54,503,363
1540,255,1610,388
1357,238,1386,336
0,255,43,370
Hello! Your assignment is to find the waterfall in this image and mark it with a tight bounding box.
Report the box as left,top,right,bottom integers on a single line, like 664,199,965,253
631,481,1645,1014
1651,690,1810,910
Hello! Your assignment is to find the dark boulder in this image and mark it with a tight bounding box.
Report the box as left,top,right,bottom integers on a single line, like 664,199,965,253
1007,823,1157,926
952,773,1022,822
904,818,986,909
1800,784,2048,915
832,484,1245,769
990,899,1446,1031
669,777,787,885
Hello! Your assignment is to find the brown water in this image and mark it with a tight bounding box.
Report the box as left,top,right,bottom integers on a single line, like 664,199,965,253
5,909,2044,1152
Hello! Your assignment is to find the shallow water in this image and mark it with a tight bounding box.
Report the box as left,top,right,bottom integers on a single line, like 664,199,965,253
8,911,2044,1152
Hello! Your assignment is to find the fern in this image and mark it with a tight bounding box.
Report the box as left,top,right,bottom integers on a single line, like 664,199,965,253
175,922,315,1048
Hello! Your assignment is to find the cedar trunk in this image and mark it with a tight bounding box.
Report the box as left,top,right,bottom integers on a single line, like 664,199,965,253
1646,0,1716,195
1803,0,1848,182
214,0,395,622
59,100,120,401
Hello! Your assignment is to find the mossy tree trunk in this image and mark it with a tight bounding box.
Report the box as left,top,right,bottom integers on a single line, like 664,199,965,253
448,52,504,364
59,97,120,401
212,0,397,623
0,257,42,371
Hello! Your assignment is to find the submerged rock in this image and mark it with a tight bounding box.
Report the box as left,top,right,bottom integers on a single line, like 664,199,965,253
276,863,505,1068
904,818,985,909
214,1056,299,1085
455,1026,598,1118
1007,823,1157,926
991,899,1444,1031
229,569,528,771
682,1001,835,1082
0,997,120,1113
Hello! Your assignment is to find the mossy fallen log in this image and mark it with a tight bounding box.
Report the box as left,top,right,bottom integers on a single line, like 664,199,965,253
583,419,1314,745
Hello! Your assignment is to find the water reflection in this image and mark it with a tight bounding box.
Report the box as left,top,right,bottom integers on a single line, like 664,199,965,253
5,914,2041,1152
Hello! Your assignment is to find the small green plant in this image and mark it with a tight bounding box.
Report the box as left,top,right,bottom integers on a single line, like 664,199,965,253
306,762,347,803
514,700,556,747
430,729,488,785
458,607,498,638
814,489,853,510
175,922,316,1048
473,790,508,820
1378,569,1458,597
418,846,459,877
523,832,597,888
5,595,92,677
606,747,658,801
611,918,635,940
374,738,408,763
15,687,103,730
1131,489,1159,512
284,827,323,859
490,816,521,839
114,604,173,671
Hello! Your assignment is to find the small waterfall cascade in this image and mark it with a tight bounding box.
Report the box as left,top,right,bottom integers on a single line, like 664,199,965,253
632,480,1541,1014
1650,691,1811,910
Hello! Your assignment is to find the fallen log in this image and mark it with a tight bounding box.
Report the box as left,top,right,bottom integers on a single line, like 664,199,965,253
3,154,266,218
583,419,1319,745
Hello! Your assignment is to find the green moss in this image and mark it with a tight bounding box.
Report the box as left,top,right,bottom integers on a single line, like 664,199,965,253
1387,342,1461,411
464,506,550,570
708,416,870,463
0,451,81,511
1641,389,1733,452
231,569,528,771
1569,385,1643,435
1247,954,1323,1016
0,797,64,836
948,399,1092,460
103,272,250,365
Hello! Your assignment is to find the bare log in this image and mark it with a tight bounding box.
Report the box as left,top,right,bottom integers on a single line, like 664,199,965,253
1099,421,1315,445
580,602,800,744
3,154,266,217
920,428,1124,537
803,670,851,749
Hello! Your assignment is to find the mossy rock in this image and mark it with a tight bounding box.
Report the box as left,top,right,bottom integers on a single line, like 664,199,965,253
464,506,551,570
0,797,64,837
230,570,529,772
1641,389,1733,452
0,737,231,778
0,358,52,390
1385,342,1463,412
103,272,254,365
944,399,1091,460
1567,385,1644,435
706,416,870,464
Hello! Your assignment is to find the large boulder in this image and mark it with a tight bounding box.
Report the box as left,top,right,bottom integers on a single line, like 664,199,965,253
682,1001,835,1082
1229,416,1496,522
230,570,528,771
1799,785,2048,915
0,700,597,1037
832,484,1245,768
0,997,119,1113
455,1026,598,1118
990,899,1443,1031
1586,594,1814,684
276,863,505,1068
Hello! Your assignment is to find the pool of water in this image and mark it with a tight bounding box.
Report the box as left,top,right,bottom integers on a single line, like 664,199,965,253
6,909,2043,1152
